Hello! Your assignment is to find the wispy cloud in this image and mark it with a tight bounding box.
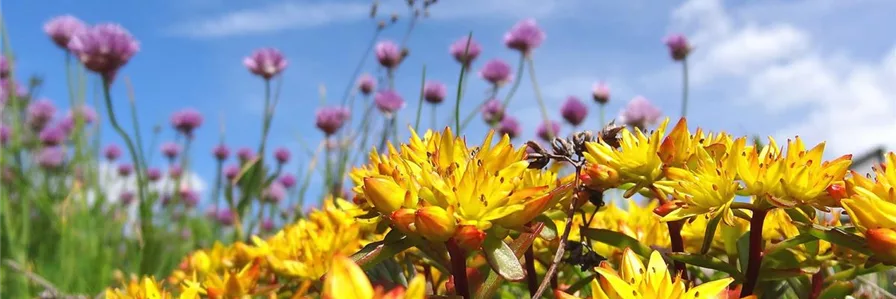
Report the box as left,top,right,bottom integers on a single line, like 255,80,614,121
169,2,371,38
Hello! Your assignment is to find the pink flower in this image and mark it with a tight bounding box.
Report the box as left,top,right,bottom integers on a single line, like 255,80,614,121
243,48,288,79
504,18,545,55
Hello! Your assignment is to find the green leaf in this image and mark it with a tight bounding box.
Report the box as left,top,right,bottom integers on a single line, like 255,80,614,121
580,228,651,258
474,223,543,299
763,233,817,257
825,264,892,283
819,281,855,299
351,234,414,269
758,268,805,281
667,253,744,282
534,214,558,241
482,236,526,281
700,214,722,255
798,223,872,255
566,273,597,294
737,231,750,273
785,208,812,224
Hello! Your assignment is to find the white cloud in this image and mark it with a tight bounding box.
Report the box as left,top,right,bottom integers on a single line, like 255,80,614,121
669,0,896,160
169,2,371,38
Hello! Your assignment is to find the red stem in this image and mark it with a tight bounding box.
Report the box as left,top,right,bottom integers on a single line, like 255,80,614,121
741,208,769,297
447,240,471,299
808,269,824,299
525,246,539,296
667,220,689,281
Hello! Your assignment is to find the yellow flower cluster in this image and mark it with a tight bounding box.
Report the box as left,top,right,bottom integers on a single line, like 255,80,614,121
350,128,564,247
556,249,733,299
843,152,896,263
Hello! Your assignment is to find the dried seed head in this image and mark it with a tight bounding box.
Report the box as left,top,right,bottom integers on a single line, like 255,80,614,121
526,152,550,170
573,130,594,156
526,141,547,155
391,13,399,23
551,137,574,158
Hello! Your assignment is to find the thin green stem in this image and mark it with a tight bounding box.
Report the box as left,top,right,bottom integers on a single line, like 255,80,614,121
458,86,498,131
454,32,473,133
680,58,689,119
324,136,332,197
414,65,427,132
500,54,526,109
125,79,148,171
339,29,381,107
430,103,437,130
526,58,554,138
102,80,151,274
599,104,606,127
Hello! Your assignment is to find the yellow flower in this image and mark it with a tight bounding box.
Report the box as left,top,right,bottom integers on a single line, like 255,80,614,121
323,255,426,299
658,118,733,168
843,152,896,263
105,277,191,299
656,138,741,225
734,137,783,200
202,261,262,299
253,199,362,279
585,119,669,189
776,137,852,207
557,249,733,299
352,127,562,238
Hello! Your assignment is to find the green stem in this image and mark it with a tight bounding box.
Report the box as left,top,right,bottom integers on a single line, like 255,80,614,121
324,136,332,197
430,104,437,131
500,54,526,109
526,58,554,139
339,28,381,107
454,32,473,133
414,65,427,132
599,104,606,127
102,80,151,274
680,58,689,119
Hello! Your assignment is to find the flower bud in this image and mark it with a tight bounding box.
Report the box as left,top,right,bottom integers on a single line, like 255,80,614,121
866,228,896,265
390,208,417,235
653,201,680,217
362,177,405,215
581,163,620,190
414,206,457,242
453,225,486,251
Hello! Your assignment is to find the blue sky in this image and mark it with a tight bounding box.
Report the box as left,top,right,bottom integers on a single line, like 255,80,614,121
5,0,896,205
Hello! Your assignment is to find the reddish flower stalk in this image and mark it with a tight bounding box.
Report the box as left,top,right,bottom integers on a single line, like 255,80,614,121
447,239,471,299
666,220,689,281
525,240,539,296
741,208,769,297
809,269,824,299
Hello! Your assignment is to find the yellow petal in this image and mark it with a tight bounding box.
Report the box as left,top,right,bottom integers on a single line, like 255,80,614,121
323,256,374,299
363,176,406,215
683,277,733,299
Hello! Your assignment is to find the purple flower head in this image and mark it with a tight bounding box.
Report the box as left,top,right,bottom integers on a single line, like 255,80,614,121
479,59,513,87
60,106,98,133
170,108,203,137
481,99,505,124
146,167,162,182
26,99,57,131
44,15,86,50
423,81,447,104
237,147,255,163
620,96,662,129
315,106,350,136
261,219,275,232
0,80,29,104
68,24,140,81
180,188,199,208
0,126,9,145
243,48,287,79
168,165,183,180
374,90,405,116
592,82,610,104
274,147,291,164
160,142,181,160
560,96,588,126
664,34,692,61
449,36,482,66
117,163,133,177
217,209,235,226
262,182,287,203
498,116,522,139
212,144,230,161
104,144,122,161
39,125,67,146
37,147,65,169
504,18,546,55
0,56,9,79
224,164,240,181
119,191,135,206
536,120,561,142
375,40,403,69
278,173,297,188
204,206,218,219
357,74,376,96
